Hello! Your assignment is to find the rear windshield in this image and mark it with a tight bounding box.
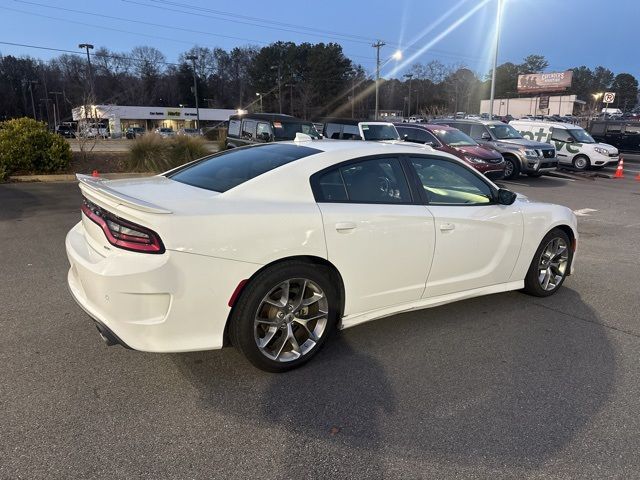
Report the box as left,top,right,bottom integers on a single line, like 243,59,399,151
273,121,321,140
361,124,399,141
168,144,320,192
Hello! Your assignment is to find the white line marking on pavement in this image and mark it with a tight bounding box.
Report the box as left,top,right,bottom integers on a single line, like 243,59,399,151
573,208,598,217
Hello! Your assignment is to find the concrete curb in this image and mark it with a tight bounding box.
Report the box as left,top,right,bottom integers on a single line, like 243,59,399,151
9,172,156,183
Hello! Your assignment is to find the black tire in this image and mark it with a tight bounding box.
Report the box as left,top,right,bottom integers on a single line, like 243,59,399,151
522,228,572,297
527,172,543,177
572,155,590,170
503,156,520,179
229,261,339,372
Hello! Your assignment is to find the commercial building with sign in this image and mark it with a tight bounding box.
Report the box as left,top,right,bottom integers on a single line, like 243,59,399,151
480,94,586,118
72,104,241,137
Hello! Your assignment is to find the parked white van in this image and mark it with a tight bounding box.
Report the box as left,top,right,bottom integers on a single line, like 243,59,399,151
510,120,619,170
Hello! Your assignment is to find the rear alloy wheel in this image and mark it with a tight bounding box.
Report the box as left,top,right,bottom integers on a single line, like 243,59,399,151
572,155,590,170
230,262,338,372
503,156,520,179
523,228,571,297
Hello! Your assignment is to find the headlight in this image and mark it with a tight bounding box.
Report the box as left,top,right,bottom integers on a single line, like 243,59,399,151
593,147,609,155
464,156,487,164
523,149,539,158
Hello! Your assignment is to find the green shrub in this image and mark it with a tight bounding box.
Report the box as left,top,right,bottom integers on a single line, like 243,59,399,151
126,133,209,172
0,117,72,180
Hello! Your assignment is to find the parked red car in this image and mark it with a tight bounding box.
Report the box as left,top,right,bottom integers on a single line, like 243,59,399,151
395,123,506,180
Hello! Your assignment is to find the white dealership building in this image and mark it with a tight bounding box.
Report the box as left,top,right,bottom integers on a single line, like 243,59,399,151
480,94,586,118
72,104,241,137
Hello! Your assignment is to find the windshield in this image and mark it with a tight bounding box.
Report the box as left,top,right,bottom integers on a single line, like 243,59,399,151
169,144,320,192
273,121,321,140
361,124,399,141
160,128,172,132
487,124,523,139
432,128,477,147
569,128,595,143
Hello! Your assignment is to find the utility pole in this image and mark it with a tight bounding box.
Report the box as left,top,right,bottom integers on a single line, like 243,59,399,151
488,0,503,120
256,93,263,112
185,55,201,131
26,80,38,119
40,98,52,129
404,73,413,118
372,40,386,120
271,64,282,114
351,70,356,118
78,43,95,99
51,91,63,129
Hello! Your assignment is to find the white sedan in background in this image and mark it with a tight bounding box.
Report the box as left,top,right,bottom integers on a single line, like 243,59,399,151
66,138,577,372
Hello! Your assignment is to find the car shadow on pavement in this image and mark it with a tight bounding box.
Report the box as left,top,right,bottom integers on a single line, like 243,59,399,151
174,286,614,472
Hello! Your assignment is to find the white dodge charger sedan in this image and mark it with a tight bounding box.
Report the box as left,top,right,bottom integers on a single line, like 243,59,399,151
66,138,577,372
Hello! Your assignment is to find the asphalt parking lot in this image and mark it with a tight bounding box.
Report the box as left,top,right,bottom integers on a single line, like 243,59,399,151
2,163,640,479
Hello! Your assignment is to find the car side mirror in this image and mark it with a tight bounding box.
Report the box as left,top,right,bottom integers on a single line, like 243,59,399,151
497,188,517,205
566,137,574,143
481,132,491,140
402,134,409,141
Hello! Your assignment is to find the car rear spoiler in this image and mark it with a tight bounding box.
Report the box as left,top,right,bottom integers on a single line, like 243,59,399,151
76,174,173,214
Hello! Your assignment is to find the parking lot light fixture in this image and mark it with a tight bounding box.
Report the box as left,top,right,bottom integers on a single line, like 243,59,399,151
185,55,200,131
256,92,263,112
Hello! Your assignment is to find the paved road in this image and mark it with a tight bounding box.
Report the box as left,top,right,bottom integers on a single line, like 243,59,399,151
1,171,640,479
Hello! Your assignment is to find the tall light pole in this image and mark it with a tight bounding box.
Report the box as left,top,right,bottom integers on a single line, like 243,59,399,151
488,0,503,120
78,43,94,99
256,92,263,112
24,80,38,119
50,91,63,129
270,64,282,114
404,73,414,118
185,55,201,131
372,40,386,120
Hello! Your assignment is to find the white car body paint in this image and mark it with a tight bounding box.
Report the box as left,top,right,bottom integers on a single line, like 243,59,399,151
66,140,578,353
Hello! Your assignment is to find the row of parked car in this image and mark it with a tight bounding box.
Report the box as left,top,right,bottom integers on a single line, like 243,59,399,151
54,124,201,139
224,113,627,181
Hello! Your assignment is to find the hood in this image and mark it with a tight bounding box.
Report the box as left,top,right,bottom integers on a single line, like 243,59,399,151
454,145,502,160
593,142,619,153
494,138,551,149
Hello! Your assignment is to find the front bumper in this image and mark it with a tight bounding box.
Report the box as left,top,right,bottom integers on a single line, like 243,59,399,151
66,221,259,352
521,156,558,173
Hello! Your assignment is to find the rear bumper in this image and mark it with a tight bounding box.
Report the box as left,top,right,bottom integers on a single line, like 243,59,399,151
66,221,259,352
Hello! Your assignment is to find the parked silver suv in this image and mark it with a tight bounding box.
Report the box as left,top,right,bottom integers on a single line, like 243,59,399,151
431,119,558,179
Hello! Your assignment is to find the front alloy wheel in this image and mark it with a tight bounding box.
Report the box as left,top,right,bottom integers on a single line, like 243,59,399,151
523,228,572,297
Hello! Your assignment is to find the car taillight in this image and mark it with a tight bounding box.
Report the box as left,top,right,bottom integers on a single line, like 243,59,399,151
81,197,165,254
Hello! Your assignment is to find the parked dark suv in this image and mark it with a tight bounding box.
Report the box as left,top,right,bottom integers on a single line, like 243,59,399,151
225,113,320,148
431,118,557,179
321,118,400,141
395,123,505,179
589,121,640,153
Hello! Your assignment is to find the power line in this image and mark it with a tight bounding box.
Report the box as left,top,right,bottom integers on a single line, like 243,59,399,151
5,3,376,63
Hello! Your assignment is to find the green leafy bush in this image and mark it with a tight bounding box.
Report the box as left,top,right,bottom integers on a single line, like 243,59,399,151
0,117,72,180
127,133,209,172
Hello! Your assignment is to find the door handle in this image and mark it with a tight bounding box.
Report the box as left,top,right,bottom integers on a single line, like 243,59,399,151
439,223,455,232
335,222,357,232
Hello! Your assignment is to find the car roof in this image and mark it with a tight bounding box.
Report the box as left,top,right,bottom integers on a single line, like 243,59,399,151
229,113,305,123
511,120,580,129
394,122,456,131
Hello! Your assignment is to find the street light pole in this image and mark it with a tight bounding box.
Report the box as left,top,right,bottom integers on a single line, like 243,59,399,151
51,91,63,129
372,40,386,120
488,0,503,120
271,65,282,114
404,73,413,118
256,93,263,112
185,55,201,131
78,43,94,99
26,80,38,119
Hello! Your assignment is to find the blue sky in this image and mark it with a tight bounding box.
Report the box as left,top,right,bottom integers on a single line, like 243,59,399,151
0,0,638,80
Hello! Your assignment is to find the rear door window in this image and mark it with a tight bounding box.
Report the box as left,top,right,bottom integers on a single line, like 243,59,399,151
241,120,256,140
169,144,320,192
398,127,438,144
325,123,341,139
228,119,241,137
256,122,273,142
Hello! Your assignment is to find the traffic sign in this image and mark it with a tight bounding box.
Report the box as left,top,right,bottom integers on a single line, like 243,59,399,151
603,92,616,104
